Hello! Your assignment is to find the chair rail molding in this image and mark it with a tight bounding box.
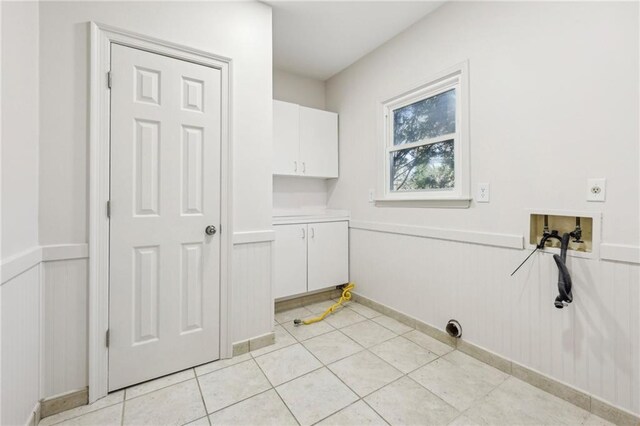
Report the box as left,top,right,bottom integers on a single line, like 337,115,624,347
350,220,524,249
233,230,276,245
1,244,89,285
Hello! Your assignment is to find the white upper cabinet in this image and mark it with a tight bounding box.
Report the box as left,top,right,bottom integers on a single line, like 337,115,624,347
299,106,339,178
273,100,300,176
273,100,339,178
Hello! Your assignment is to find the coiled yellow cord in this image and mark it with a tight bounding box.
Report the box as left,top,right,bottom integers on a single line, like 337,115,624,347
294,283,355,326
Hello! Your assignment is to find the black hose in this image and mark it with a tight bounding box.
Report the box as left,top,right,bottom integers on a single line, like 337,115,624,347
552,233,573,309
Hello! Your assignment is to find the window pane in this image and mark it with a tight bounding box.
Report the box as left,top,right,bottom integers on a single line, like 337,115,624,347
391,140,454,191
393,89,455,145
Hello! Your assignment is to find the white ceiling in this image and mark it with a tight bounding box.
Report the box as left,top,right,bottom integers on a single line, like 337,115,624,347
267,1,445,80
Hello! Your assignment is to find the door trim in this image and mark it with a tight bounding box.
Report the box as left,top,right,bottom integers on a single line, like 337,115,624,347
89,22,233,403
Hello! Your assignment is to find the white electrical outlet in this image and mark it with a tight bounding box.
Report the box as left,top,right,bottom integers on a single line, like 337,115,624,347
368,188,375,203
587,178,606,202
477,183,490,203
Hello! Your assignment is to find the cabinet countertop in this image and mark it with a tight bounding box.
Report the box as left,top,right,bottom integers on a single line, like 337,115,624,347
273,209,350,225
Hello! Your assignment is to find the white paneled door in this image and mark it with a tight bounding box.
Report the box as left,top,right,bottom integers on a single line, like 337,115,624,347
109,44,221,391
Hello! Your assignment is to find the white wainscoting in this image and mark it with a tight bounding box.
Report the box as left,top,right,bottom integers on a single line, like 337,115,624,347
231,237,274,344
43,259,88,398
1,265,41,426
0,230,273,422
350,226,639,416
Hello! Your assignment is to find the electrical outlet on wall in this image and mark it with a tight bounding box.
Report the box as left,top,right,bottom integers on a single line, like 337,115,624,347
587,178,606,202
477,183,490,203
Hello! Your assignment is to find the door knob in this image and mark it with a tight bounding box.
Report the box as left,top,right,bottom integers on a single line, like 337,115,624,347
205,225,217,236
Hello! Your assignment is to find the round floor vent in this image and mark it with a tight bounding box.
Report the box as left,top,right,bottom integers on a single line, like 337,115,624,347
446,319,462,338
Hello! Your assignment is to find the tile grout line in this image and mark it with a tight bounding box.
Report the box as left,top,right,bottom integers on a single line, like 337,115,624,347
39,392,127,426
250,326,299,359
120,389,126,426
124,373,195,402
294,335,367,424
288,317,427,426
251,356,302,426
39,403,114,426
206,387,275,419
310,303,550,424
181,415,208,426
348,302,601,424
193,368,212,426
199,358,278,420
194,354,255,379
296,303,465,424
341,320,500,418
47,299,607,426
271,387,302,426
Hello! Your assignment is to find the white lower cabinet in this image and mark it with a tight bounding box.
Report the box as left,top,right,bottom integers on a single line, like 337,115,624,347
274,220,349,299
307,221,349,292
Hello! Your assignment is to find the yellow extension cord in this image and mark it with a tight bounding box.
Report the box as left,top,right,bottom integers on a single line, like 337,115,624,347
293,283,355,326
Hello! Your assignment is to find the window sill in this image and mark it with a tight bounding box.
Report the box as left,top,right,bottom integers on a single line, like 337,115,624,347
374,198,471,208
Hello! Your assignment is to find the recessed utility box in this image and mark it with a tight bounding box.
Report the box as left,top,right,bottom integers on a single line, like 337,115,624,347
527,210,600,258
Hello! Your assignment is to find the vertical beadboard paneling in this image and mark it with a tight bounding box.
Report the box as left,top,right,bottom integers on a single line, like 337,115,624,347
231,241,273,343
43,259,88,398
350,228,640,416
1,265,40,425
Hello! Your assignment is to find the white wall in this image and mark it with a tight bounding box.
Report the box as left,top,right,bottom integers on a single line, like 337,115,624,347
1,0,39,258
40,1,273,240
1,2,41,424
31,0,273,402
273,176,329,212
326,1,639,417
327,1,638,244
274,68,326,110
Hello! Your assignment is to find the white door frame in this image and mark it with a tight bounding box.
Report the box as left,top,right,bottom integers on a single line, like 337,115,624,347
88,22,233,403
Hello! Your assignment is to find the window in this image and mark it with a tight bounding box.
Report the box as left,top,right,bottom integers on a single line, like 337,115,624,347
378,62,469,205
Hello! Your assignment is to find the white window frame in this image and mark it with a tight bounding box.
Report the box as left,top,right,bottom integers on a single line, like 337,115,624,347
377,61,470,207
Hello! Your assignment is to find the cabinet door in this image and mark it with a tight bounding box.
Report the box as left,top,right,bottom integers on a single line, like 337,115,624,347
273,224,308,299
273,100,300,176
307,221,348,292
299,106,338,178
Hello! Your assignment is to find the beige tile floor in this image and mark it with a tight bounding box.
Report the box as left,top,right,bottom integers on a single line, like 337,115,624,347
39,300,614,426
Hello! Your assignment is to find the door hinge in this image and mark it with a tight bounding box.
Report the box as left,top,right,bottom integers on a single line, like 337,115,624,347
107,71,112,89
106,329,110,348
106,200,111,218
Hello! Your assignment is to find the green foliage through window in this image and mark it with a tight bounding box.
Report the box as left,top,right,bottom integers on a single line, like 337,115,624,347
393,89,455,145
390,88,456,191
391,140,454,191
